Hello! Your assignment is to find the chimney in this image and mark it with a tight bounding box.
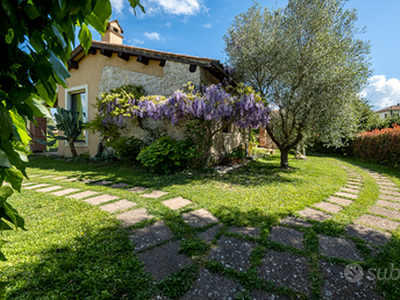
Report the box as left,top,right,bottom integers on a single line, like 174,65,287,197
101,20,124,44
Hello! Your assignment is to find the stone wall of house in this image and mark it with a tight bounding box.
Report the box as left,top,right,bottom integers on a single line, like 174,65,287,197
117,117,244,163
99,61,203,96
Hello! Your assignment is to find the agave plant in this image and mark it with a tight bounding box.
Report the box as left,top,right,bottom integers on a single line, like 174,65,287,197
38,106,86,157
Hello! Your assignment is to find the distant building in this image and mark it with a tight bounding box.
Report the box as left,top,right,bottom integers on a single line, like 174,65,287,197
376,104,400,119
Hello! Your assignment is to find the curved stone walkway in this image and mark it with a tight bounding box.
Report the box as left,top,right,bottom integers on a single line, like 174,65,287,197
20,168,398,300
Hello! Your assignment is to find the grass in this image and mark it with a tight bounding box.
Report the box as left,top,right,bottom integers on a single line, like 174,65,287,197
1,153,400,299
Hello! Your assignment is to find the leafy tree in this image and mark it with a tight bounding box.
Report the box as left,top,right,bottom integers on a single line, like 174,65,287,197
224,0,371,168
0,0,144,294
38,106,86,158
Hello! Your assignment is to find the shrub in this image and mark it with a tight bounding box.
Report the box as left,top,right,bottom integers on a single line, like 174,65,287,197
107,136,146,164
353,125,400,168
137,136,198,174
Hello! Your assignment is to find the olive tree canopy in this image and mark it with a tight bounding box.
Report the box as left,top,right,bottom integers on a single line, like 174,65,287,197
224,0,371,168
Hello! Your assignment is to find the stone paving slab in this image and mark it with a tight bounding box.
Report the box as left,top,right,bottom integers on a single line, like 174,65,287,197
116,207,153,227
298,208,332,221
99,199,136,213
320,260,383,300
91,180,113,186
347,181,362,186
67,191,100,200
377,200,400,210
162,197,192,210
347,179,362,183
369,206,400,220
376,181,396,186
379,186,398,192
335,192,358,199
110,183,128,189
41,175,54,179
127,187,149,193
314,202,343,214
52,176,68,180
80,179,96,184
51,188,81,196
345,184,360,190
130,221,173,251
23,183,50,190
328,196,353,206
63,178,79,182
379,194,400,202
182,209,219,227
227,226,261,238
357,214,400,231
248,290,291,300
381,190,400,196
268,226,304,249
318,235,364,261
28,174,41,177
341,187,359,194
257,249,311,295
280,216,312,227
36,186,63,193
206,236,256,272
21,182,37,186
138,241,191,281
84,194,119,205
199,224,223,243
346,223,391,245
141,190,168,198
180,268,244,300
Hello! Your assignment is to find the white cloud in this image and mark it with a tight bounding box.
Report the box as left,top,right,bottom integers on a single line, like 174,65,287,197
110,0,124,14
203,23,212,28
146,0,205,15
362,75,400,109
144,32,161,40
165,22,171,28
129,38,145,45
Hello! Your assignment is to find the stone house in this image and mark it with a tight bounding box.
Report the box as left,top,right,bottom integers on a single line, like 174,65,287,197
375,103,400,119
57,20,244,159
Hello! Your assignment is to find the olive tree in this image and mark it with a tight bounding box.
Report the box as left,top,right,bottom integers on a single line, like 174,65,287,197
224,0,371,168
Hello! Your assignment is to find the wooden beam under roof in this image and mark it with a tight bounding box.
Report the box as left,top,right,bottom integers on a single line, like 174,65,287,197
88,48,97,55
159,59,166,67
117,51,130,61
100,48,112,57
137,55,149,65
67,60,79,69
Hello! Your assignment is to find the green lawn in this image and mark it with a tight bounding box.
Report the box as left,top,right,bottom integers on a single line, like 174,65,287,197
2,153,400,299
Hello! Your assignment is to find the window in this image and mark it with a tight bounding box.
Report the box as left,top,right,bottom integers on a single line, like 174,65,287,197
65,85,88,146
384,113,387,119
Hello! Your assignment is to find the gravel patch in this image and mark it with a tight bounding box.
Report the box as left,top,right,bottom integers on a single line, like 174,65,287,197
346,223,391,245
130,221,173,251
206,236,256,272
268,226,304,249
138,241,191,281
180,268,243,300
257,249,311,295
320,260,383,300
319,235,364,261
182,209,219,227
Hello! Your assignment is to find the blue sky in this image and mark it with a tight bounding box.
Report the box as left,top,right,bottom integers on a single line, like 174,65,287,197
95,0,400,109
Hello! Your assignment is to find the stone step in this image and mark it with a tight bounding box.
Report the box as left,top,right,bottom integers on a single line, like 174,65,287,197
340,187,359,194
327,196,353,206
67,191,100,200
84,194,119,205
314,202,343,214
376,200,400,210
36,186,63,193
100,199,137,213
280,216,312,227
298,207,332,222
127,187,149,193
23,184,50,190
335,192,357,199
182,209,219,227
141,190,168,198
357,214,400,231
346,223,391,245
369,206,400,220
162,197,192,210
379,194,400,202
116,207,153,227
51,188,81,196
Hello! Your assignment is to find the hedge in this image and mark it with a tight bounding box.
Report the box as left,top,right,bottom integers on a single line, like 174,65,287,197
353,124,400,168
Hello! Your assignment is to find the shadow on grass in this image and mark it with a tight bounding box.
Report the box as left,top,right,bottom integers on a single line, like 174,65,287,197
27,155,301,190
6,223,153,300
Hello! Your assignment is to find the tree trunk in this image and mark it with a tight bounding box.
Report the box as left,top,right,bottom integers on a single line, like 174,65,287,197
280,147,290,169
69,140,78,157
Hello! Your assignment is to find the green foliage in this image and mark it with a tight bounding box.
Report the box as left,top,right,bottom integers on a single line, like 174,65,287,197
38,106,86,157
137,136,198,174
88,84,145,141
107,136,147,164
224,0,371,168
179,237,210,256
0,0,144,292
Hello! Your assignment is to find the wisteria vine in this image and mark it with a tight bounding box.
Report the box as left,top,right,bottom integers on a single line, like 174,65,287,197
99,83,270,130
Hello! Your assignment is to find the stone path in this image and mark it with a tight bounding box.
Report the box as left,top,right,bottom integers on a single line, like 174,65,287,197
20,168,396,299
